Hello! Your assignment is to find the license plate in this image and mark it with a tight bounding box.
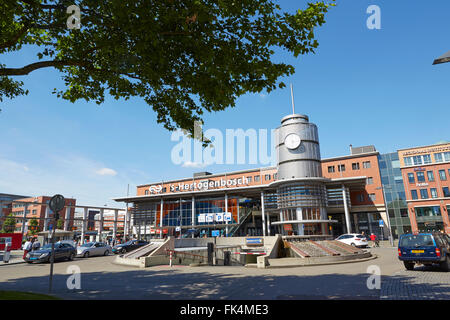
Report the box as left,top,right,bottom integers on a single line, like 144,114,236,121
29,257,37,260
411,250,424,253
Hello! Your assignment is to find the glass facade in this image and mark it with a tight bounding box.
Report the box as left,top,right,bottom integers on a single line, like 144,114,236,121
378,152,410,239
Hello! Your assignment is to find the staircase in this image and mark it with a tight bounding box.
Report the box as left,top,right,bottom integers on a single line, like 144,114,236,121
122,242,162,259
228,207,253,237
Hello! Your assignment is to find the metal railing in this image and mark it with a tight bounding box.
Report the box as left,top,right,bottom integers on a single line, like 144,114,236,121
228,207,253,237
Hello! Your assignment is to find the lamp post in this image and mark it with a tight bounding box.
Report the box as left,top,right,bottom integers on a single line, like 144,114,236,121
433,51,450,65
377,186,394,247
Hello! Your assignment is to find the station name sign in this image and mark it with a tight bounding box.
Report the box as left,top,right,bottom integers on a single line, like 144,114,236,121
402,145,450,156
149,176,251,194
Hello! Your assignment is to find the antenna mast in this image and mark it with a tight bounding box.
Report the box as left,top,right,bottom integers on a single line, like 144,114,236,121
290,83,295,114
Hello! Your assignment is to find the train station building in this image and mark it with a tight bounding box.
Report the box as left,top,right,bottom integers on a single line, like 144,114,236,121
114,113,391,240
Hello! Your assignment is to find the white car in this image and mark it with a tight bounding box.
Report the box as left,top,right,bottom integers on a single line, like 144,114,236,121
335,234,368,248
76,241,112,258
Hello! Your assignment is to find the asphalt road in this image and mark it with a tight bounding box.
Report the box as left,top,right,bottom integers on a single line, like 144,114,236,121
0,247,407,300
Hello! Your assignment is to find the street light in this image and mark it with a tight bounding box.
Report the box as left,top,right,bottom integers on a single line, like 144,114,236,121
433,51,450,65
377,185,395,247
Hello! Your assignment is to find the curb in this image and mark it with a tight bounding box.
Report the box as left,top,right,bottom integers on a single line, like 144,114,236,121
0,260,26,266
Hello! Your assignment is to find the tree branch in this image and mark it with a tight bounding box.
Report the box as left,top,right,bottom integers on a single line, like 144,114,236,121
0,60,85,76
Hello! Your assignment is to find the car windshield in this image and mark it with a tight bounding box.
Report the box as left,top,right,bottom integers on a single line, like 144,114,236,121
123,241,134,245
81,242,94,247
41,244,53,250
356,235,365,238
400,234,435,247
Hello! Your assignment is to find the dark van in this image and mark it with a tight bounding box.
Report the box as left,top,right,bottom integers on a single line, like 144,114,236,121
398,232,450,271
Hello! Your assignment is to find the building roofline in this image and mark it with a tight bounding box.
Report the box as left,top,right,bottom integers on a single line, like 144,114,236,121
114,176,367,202
397,142,450,152
136,166,277,188
321,151,379,162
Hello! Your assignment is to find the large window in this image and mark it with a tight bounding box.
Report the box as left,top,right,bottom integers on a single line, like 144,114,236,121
408,173,415,183
434,152,450,163
411,190,418,200
439,170,447,181
363,161,371,169
328,166,335,173
404,157,413,166
423,154,432,164
415,206,441,217
416,172,425,183
430,188,438,199
427,171,435,182
419,189,429,199
405,154,432,166
338,164,345,172
352,163,360,170
368,193,376,201
443,187,450,198
413,156,422,165
366,177,374,185
264,174,271,181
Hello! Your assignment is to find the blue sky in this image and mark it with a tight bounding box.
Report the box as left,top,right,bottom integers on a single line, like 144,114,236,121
1,0,449,207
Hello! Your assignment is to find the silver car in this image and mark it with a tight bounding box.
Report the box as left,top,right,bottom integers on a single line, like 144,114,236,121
77,242,112,258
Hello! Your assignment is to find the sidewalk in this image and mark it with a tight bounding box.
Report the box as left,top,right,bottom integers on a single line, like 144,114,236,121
0,250,26,266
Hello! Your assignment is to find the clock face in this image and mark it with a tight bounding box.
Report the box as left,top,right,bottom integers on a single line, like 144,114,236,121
284,133,301,150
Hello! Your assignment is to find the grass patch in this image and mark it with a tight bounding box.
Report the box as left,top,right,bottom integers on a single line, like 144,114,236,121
0,290,61,300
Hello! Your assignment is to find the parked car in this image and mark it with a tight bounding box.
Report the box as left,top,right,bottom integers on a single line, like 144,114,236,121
112,240,149,254
57,240,77,248
25,243,76,263
398,232,450,271
335,233,369,248
77,242,112,258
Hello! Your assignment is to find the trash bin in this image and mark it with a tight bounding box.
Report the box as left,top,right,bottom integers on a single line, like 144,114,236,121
224,251,231,266
207,242,214,266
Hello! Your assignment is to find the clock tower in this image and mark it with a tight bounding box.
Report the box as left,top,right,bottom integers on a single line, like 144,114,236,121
276,114,322,180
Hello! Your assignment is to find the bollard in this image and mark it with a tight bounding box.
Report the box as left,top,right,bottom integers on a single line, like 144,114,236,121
169,250,173,267
3,243,11,263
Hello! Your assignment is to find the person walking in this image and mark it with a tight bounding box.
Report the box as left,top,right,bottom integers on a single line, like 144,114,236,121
23,238,32,259
370,233,379,247
32,237,41,251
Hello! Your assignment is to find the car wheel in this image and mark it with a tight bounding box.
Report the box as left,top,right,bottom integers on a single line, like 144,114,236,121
84,251,90,258
351,243,356,247
439,255,450,272
121,248,126,254
104,250,109,256
68,253,75,261
404,261,415,271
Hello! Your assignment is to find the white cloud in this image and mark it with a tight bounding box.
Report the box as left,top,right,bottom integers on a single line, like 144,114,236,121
0,155,134,207
181,161,208,168
95,168,117,176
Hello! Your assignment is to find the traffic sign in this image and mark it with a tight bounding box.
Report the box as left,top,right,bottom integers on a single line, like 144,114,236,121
211,230,220,237
379,219,384,227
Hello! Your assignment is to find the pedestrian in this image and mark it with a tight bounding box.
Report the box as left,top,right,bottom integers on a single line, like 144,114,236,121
370,233,379,247
23,238,32,259
32,237,41,251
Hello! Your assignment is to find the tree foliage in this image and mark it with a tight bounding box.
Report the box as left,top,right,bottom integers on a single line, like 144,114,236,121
1,214,16,233
0,0,334,135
